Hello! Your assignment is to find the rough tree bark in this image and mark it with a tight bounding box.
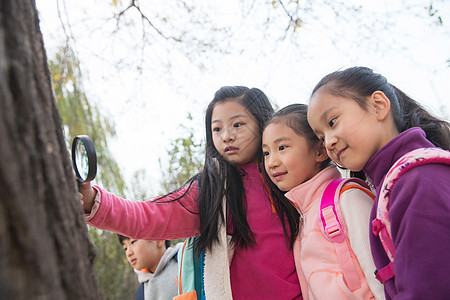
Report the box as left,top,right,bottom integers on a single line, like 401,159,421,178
0,0,102,299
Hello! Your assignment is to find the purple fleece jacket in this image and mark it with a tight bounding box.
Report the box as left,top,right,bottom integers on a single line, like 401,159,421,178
363,127,450,299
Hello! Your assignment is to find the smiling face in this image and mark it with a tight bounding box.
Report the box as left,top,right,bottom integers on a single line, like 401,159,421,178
307,90,396,171
211,100,261,165
262,122,326,192
122,239,165,273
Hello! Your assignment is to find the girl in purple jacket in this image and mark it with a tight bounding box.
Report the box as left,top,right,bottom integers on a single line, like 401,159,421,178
307,66,450,299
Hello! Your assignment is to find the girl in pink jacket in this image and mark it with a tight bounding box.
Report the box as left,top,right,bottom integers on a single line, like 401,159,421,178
262,104,384,300
80,86,302,299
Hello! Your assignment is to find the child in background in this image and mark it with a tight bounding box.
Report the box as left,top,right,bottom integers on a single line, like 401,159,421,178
118,235,181,300
262,103,384,299
307,66,450,299
80,86,302,299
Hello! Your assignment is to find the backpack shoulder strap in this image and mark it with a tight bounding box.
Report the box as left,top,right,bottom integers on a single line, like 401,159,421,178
174,237,204,300
319,177,372,291
176,238,197,296
135,283,145,300
372,147,450,283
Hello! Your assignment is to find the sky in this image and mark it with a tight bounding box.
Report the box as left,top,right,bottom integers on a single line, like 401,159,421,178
35,0,450,196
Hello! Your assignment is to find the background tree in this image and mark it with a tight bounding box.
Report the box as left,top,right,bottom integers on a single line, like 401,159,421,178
0,0,101,298
155,114,204,246
88,229,138,299
49,0,448,73
49,45,126,195
49,45,138,298
159,113,204,194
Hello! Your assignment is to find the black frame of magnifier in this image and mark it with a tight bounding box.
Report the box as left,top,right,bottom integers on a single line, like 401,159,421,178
71,135,97,182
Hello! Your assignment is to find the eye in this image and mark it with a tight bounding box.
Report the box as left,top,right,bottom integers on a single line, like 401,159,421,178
263,150,270,157
278,145,287,151
233,122,243,128
212,127,221,132
328,118,336,127
319,136,325,142
123,247,128,251
131,240,137,244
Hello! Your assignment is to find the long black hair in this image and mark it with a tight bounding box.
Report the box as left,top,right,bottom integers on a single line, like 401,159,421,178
311,66,450,150
198,86,302,254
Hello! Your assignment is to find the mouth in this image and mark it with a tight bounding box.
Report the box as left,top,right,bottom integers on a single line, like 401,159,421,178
271,171,287,181
130,258,137,266
335,147,347,161
224,146,239,154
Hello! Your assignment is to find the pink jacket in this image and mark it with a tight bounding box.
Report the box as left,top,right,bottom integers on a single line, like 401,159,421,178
286,166,377,300
87,183,200,240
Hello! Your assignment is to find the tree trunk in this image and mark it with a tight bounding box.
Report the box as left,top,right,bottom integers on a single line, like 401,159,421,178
0,0,102,298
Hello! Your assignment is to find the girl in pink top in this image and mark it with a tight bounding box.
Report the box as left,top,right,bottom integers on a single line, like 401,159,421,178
80,86,302,299
262,104,384,299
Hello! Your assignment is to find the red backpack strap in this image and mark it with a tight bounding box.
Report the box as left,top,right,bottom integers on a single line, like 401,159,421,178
374,262,395,284
372,147,450,284
319,177,372,291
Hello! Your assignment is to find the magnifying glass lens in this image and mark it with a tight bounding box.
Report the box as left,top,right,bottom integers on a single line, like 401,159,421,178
75,139,89,181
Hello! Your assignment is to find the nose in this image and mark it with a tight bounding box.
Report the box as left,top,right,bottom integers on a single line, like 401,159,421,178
126,247,133,257
222,127,235,143
266,153,280,169
324,133,337,151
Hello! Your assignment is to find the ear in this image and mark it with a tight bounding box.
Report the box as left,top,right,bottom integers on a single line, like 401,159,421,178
315,142,329,163
370,91,391,121
155,240,164,248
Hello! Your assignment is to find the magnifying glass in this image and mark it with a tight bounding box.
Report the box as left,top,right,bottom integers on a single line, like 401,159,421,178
71,135,97,188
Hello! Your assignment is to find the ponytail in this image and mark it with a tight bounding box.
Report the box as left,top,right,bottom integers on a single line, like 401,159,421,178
392,85,450,150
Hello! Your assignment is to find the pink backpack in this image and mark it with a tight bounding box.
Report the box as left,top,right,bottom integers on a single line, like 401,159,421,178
371,147,450,284
319,177,375,291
